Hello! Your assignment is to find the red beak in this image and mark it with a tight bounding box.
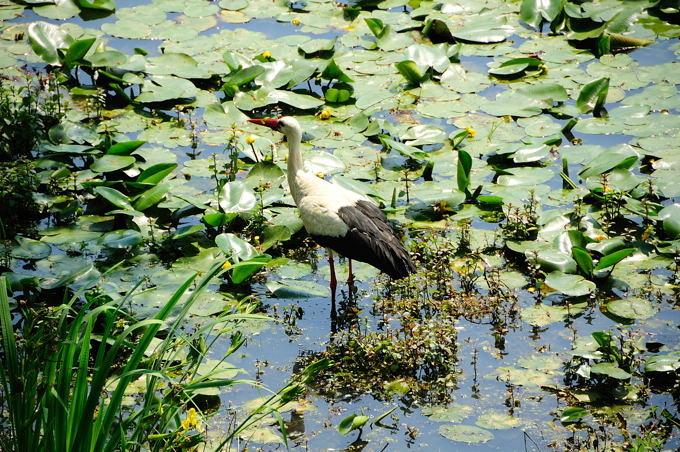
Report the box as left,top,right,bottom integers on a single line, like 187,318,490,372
248,118,280,130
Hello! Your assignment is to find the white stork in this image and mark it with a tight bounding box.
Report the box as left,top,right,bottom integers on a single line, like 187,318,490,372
248,117,415,296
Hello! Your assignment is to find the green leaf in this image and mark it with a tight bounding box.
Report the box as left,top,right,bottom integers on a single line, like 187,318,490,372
645,353,680,373
438,425,493,444
223,65,265,87
594,248,635,270
521,0,564,28
545,271,595,297
338,413,369,435
11,236,51,260
63,37,95,68
658,204,680,240
215,233,257,260
99,229,144,248
136,163,177,184
456,149,472,194
576,77,609,115
76,0,115,11
107,140,146,155
590,362,631,379
218,181,257,213
172,224,204,240
560,407,588,423
571,246,594,276
94,186,135,211
133,183,169,211
231,255,271,284
90,155,136,173
364,18,386,38
396,60,426,85
606,297,657,320
27,21,72,65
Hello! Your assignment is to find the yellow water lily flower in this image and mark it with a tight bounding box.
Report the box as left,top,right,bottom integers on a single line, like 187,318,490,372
245,135,255,144
465,126,476,138
262,51,271,59
221,261,232,269
292,17,301,26
317,108,332,120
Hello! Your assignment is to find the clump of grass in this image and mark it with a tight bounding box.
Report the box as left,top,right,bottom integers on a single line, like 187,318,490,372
0,262,327,451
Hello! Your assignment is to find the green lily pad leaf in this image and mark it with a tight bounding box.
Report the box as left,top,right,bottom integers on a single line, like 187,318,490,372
577,77,609,115
172,224,204,240
136,76,197,103
28,21,72,65
99,229,144,248
536,249,577,273
63,37,96,68
521,0,564,28
223,65,265,87
545,271,595,297
422,404,473,422
560,407,588,423
133,183,169,211
266,280,330,298
259,225,291,250
37,255,99,290
87,50,127,68
645,352,680,373
94,186,135,211
489,57,542,76
338,414,369,436
590,362,631,380
231,255,271,284
146,53,209,79
438,425,494,444
482,91,544,117
594,247,635,270
298,38,336,58
475,411,521,430
517,83,568,102
521,302,587,327
384,379,410,395
658,204,680,239
107,140,146,155
330,175,382,200
449,14,514,43
606,297,657,320
512,143,551,163
90,155,136,173
215,233,257,260
218,181,257,213
77,0,115,11
34,0,80,20
406,43,450,73
396,60,427,85
579,144,638,179
137,163,177,184
587,237,626,255
571,246,594,276
203,102,248,128
11,236,51,260
244,162,285,189
267,90,324,109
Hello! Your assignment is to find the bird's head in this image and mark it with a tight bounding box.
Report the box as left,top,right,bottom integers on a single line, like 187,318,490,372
248,116,300,137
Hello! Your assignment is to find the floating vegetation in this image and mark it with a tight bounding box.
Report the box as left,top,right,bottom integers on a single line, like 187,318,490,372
1,0,679,449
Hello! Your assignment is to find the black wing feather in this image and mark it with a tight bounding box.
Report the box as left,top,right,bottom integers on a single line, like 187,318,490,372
311,200,415,279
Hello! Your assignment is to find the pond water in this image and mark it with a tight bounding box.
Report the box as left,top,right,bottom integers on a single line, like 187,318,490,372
1,0,679,450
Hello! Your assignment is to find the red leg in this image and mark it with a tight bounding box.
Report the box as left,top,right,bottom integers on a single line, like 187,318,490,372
347,259,354,286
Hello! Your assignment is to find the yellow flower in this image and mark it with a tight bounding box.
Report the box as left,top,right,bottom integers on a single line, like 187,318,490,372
292,17,301,26
641,224,654,241
316,172,324,179
181,408,200,431
221,261,232,270
262,51,271,59
254,235,260,245
601,184,612,193
594,235,607,242
465,126,476,138
527,287,536,293
245,135,255,144
317,108,332,120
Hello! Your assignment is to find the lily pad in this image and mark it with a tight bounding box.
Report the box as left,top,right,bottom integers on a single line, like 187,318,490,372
438,425,494,444
606,297,657,320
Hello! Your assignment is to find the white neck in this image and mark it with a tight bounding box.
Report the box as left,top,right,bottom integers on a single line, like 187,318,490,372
284,126,304,203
